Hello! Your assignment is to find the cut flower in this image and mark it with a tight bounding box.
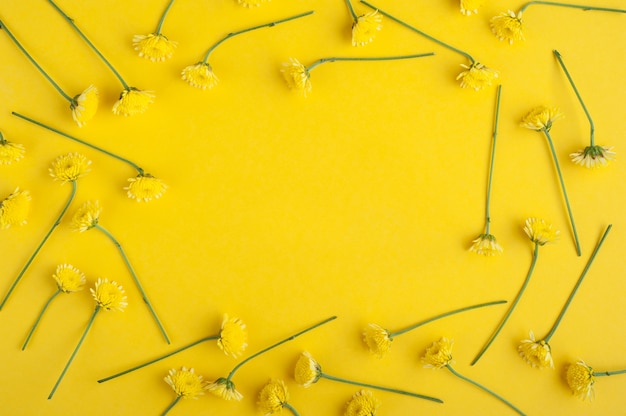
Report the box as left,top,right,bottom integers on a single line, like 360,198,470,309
490,10,525,44
112,87,155,116
566,360,595,401
460,0,485,15
133,33,177,62
0,188,31,229
294,351,323,387
281,58,312,96
164,367,208,399
90,278,128,311
352,10,383,46
517,330,553,369
70,85,99,127
524,218,559,246
570,145,615,168
457,62,499,91
521,106,562,131
362,323,392,358
207,377,243,401
257,379,290,415
217,314,248,358
181,62,219,89
422,337,454,369
49,152,91,183
469,233,503,256
53,263,86,293
71,200,101,232
0,138,25,165
345,390,381,416
125,173,167,202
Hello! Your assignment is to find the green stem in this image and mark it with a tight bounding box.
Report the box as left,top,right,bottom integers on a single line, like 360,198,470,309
543,225,612,342
22,289,62,350
155,0,176,34
320,373,443,403
0,20,72,101
344,0,358,20
595,369,626,377
542,129,581,256
520,1,626,14
202,11,314,63
94,224,170,344
161,396,181,416
48,306,100,399
389,300,507,338
306,53,435,72
446,365,526,415
360,1,475,63
0,181,77,311
471,245,539,365
553,50,594,146
226,316,336,381
484,85,502,235
47,0,130,88
283,402,301,416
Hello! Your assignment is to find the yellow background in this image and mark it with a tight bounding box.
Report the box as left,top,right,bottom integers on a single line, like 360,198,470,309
1,0,625,414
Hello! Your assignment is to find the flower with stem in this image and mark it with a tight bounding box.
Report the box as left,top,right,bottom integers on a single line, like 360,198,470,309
22,264,86,350
208,316,337,401
518,225,612,369
363,300,506,358
460,0,485,16
344,390,381,416
344,0,383,46
48,0,154,116
48,278,127,399
0,152,90,311
294,351,442,404
161,367,208,415
0,130,25,165
360,1,498,91
133,0,178,62
553,50,615,168
70,200,170,343
471,218,558,365
257,379,300,416
181,11,314,90
566,360,626,401
0,187,31,229
521,106,581,256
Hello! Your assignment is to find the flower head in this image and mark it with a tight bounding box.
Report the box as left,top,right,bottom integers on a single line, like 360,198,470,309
570,145,615,168
457,62,499,91
345,390,381,416
125,173,167,202
49,152,91,183
460,0,485,16
566,360,595,401
521,106,562,132
281,58,312,96
469,233,503,256
524,218,559,246
237,0,268,7
133,33,177,62
490,10,525,44
181,62,219,90
0,138,25,165
257,379,289,415
0,188,31,229
294,351,322,387
217,314,248,358
71,200,101,232
70,85,99,127
363,323,393,358
90,278,128,311
53,264,86,293
112,87,155,116
517,330,553,369
422,337,454,369
164,367,208,399
207,377,243,401
352,10,383,47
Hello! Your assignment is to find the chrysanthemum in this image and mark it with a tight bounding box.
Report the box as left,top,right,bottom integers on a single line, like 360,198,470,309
294,351,322,387
345,390,381,416
281,58,312,96
181,62,219,90
0,138,25,165
217,314,248,358
422,337,454,369
362,323,393,358
521,106,562,132
112,87,155,116
352,10,383,46
460,0,485,16
70,85,99,127
49,152,91,183
207,377,244,401
71,200,101,232
570,145,615,168
125,173,167,202
469,233,503,256
90,278,128,311
257,379,289,415
164,367,208,399
237,0,268,7
0,188,31,229
133,33,177,62
566,360,595,401
53,264,86,293
517,330,553,369
523,218,559,246
490,10,525,44
457,62,499,91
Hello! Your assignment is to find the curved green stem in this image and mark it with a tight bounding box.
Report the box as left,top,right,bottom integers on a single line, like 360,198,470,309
226,316,336,381
446,365,526,415
202,11,314,63
47,0,130,88
283,402,301,416
360,1,475,63
542,129,581,256
595,369,626,377
22,289,62,350
155,0,176,34
344,0,358,20
161,396,181,416
320,373,443,403
94,224,170,344
520,1,626,14
0,20,72,101
484,85,502,234
0,181,77,311
306,53,434,72
544,225,612,342
471,245,539,365
48,306,100,399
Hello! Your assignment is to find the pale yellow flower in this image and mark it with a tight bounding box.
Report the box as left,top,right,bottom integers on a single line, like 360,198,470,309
0,139,25,165
281,58,312,96
0,188,31,229
344,390,381,416
71,200,101,232
352,10,383,47
460,0,485,16
521,106,562,132
70,85,99,127
207,377,243,401
112,87,155,116
53,264,86,293
362,323,393,358
469,233,503,256
566,360,595,401
217,314,248,358
422,337,454,369
133,33,177,62
294,351,322,387
524,218,559,246
257,379,289,415
457,62,499,91
49,152,91,183
517,330,553,369
164,367,208,399
181,62,219,90
570,145,615,168
125,174,167,202
490,10,525,44
237,0,268,7
90,278,128,311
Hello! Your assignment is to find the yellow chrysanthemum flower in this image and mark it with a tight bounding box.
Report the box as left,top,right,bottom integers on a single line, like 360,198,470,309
133,33,177,62
0,138,25,165
362,323,393,358
181,62,219,90
517,330,553,369
125,174,168,202
207,377,244,401
524,218,559,246
237,0,269,7
71,200,101,232
164,367,208,399
53,264,86,293
49,152,91,183
352,10,383,47
344,390,381,416
566,360,595,401
281,58,312,97
90,278,128,311
112,87,155,116
490,10,525,44
217,314,248,358
0,188,31,229
70,85,99,127
457,62,499,91
422,337,454,369
460,0,485,16
521,106,562,132
570,145,615,168
294,351,322,387
469,233,503,256
257,379,289,415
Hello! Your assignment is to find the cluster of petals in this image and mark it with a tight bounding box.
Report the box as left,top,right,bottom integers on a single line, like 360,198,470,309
362,323,393,358
217,314,249,358
517,330,554,369
457,62,499,91
523,218,559,246
0,139,25,165
181,62,219,90
125,174,168,202
459,0,485,16
570,145,615,168
257,379,289,415
0,187,31,229
566,360,595,401
421,337,454,369
352,10,383,46
90,278,128,311
469,233,503,256
281,58,312,96
207,377,244,401
294,351,322,387
53,264,86,293
344,389,381,416
490,10,525,44
49,152,91,184
70,85,99,127
164,367,208,399
112,87,155,116
133,33,177,62
520,106,562,132
71,200,102,232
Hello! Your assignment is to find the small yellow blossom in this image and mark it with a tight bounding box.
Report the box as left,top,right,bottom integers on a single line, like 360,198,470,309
422,337,454,369
566,360,595,401
0,188,31,229
517,330,553,369
207,377,244,401
457,62,499,91
570,145,615,168
125,174,167,202
0,139,25,165
164,367,208,399
460,0,485,16
490,10,525,44
469,233,503,256
237,0,268,7
90,278,128,311
257,379,289,415
294,351,322,387
524,218,559,246
362,323,393,358
49,152,91,183
71,200,101,232
217,314,248,358
344,390,381,416
53,264,86,293
281,58,312,96
70,85,99,127
133,33,177,62
352,10,383,47
521,106,562,132
181,62,219,90
112,87,155,116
